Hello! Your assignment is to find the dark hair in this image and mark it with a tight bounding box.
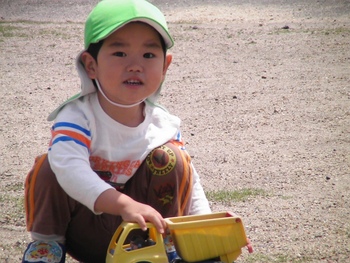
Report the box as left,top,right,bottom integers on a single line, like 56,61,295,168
158,34,167,55
86,40,104,62
86,32,166,63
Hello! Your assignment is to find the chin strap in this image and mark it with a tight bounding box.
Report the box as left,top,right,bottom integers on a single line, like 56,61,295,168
95,79,145,108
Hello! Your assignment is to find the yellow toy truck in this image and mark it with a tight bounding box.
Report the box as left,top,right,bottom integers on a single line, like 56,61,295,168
106,211,253,263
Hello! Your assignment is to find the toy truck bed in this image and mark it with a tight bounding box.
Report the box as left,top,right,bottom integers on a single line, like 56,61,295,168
165,211,251,263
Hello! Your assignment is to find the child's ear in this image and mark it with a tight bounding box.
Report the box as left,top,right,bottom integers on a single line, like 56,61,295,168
81,51,97,79
162,53,172,76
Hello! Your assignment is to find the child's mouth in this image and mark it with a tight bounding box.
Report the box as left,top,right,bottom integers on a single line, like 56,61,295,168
124,79,143,85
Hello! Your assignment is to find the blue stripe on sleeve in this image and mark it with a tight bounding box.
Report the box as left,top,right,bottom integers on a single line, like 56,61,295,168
176,131,182,141
52,122,91,137
51,136,89,149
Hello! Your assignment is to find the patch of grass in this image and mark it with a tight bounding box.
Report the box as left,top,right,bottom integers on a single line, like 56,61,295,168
245,252,312,263
337,225,350,239
0,20,81,25
38,28,72,39
269,26,350,36
268,28,293,35
244,253,273,263
0,193,25,225
0,24,21,37
247,40,257,45
206,188,266,203
0,194,24,212
324,27,350,35
274,253,312,263
0,20,83,41
280,195,292,200
275,254,290,262
6,181,24,192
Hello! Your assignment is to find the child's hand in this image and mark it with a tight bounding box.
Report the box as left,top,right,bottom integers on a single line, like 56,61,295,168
94,189,166,233
119,200,166,234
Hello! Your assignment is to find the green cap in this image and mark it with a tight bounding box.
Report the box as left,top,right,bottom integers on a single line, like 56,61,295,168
84,0,174,49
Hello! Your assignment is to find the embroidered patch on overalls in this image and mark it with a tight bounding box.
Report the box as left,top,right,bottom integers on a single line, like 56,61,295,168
24,241,63,263
146,145,176,176
154,183,174,205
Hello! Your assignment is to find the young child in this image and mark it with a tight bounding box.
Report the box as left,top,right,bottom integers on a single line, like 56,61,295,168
23,0,211,262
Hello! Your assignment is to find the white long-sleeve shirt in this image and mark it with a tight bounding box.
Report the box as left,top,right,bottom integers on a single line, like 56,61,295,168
48,93,211,214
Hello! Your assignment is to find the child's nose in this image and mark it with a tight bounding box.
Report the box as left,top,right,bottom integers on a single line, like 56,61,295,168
126,59,143,72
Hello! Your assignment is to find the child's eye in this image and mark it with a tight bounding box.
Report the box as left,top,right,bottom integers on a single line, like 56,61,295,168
114,52,126,57
143,53,155,58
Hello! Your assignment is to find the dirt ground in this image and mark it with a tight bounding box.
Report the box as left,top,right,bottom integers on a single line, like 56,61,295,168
0,0,349,262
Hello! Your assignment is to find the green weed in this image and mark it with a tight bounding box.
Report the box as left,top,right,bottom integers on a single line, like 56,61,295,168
206,188,266,203
0,24,21,37
38,28,72,39
244,253,272,263
244,252,311,263
0,193,25,225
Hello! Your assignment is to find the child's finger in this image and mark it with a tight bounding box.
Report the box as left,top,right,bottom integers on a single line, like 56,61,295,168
148,215,165,234
140,211,164,234
134,215,147,231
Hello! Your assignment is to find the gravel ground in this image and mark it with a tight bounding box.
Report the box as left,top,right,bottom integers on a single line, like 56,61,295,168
0,0,349,262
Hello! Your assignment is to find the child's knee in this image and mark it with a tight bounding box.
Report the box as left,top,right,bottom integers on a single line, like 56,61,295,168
146,141,191,178
146,141,193,215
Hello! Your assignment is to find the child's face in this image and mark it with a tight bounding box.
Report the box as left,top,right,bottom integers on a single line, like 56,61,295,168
83,22,172,107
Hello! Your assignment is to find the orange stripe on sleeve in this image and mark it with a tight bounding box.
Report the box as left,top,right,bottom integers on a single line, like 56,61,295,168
51,130,91,149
